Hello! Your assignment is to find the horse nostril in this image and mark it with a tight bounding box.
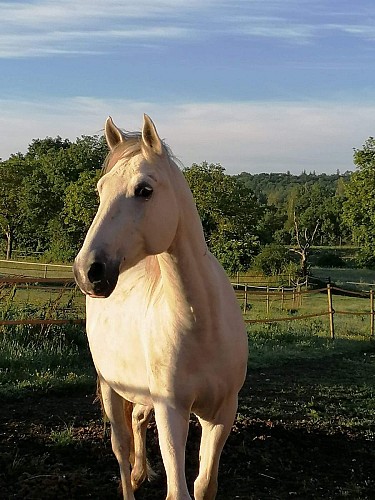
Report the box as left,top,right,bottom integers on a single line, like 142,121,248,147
88,262,106,284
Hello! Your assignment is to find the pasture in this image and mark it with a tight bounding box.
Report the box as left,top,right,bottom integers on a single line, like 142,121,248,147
1,319,374,498
0,263,375,498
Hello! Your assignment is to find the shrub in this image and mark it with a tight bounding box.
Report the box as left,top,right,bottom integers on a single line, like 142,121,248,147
355,249,375,269
253,243,291,276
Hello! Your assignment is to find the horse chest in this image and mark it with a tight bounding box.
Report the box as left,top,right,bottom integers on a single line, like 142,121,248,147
85,295,194,402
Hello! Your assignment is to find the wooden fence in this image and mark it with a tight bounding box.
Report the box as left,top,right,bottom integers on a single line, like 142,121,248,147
0,277,374,340
233,282,374,340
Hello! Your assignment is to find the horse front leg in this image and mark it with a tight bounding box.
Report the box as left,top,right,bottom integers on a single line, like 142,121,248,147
153,403,191,500
194,396,238,500
99,377,135,500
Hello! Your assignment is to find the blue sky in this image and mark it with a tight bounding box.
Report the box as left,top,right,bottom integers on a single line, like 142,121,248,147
1,0,375,174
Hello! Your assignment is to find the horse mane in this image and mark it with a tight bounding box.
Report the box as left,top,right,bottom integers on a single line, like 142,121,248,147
101,130,178,176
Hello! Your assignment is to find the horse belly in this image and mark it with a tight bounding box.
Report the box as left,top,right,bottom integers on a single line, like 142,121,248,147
86,299,152,406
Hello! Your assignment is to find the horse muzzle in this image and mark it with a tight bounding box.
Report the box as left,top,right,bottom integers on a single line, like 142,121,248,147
73,255,120,298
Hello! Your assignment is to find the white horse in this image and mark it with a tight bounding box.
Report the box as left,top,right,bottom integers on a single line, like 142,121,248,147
73,115,248,499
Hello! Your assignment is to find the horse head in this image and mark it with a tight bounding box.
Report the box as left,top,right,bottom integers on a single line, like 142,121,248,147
73,115,180,298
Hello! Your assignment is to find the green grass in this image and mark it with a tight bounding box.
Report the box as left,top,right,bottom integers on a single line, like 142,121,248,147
0,284,85,320
50,424,76,447
312,266,375,291
0,284,90,397
0,323,95,397
247,319,372,367
1,267,374,441
242,319,375,437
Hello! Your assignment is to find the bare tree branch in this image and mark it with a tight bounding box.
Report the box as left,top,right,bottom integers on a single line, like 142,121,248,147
290,213,320,277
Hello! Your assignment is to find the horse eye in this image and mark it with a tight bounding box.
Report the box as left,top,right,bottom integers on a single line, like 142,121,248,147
134,184,153,199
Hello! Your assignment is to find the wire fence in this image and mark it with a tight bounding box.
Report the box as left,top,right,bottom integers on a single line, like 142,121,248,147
0,276,84,327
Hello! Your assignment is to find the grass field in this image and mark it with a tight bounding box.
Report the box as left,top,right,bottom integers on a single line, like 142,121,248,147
312,266,375,291
1,316,374,498
1,261,375,497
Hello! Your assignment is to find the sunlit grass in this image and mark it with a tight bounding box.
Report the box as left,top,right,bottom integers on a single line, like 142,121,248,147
0,322,95,397
50,424,76,447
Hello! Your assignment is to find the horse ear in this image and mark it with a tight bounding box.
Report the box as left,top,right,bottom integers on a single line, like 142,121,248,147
105,116,124,151
142,114,163,156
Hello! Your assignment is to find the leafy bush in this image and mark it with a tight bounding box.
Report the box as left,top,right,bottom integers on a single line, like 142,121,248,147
210,234,259,274
253,243,291,276
355,249,375,269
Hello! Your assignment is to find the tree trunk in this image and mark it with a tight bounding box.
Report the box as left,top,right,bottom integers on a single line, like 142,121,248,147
300,252,307,277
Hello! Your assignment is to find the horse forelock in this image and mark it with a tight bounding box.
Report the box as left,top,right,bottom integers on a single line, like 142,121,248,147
101,133,142,176
101,131,177,177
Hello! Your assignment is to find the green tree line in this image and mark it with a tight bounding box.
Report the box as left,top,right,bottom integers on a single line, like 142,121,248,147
1,135,374,272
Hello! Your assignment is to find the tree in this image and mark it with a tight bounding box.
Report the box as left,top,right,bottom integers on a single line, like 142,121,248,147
0,154,27,258
237,170,349,246
183,162,262,273
58,169,101,261
343,137,375,266
18,135,107,260
0,134,107,260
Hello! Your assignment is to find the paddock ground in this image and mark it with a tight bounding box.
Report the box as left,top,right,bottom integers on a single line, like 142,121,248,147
1,348,375,500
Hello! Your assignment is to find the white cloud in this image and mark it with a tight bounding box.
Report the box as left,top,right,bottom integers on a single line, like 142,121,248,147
0,97,372,174
226,14,317,43
0,26,191,57
0,0,198,25
0,0,202,57
1,0,373,58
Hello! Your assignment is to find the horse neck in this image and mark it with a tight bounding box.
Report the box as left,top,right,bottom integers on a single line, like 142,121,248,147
155,167,212,322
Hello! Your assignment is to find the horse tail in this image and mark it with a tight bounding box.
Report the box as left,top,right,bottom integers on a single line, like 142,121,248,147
95,376,110,438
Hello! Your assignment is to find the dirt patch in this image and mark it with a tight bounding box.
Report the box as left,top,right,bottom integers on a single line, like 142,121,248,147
1,376,374,499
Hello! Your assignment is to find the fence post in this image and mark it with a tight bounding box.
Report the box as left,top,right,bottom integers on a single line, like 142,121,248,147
370,289,374,340
44,265,48,279
327,284,335,340
281,287,284,310
243,285,248,314
266,285,270,315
